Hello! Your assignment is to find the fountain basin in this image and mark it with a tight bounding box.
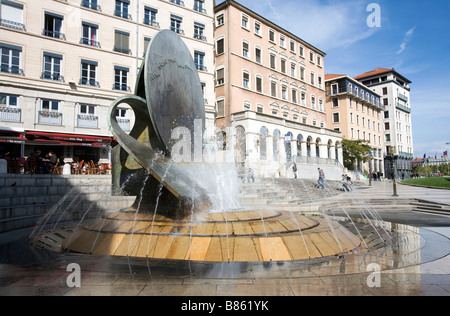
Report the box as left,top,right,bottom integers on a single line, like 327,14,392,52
35,210,365,262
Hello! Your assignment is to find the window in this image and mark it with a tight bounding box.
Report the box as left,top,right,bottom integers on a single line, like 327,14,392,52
194,0,206,14
319,99,323,111
216,68,224,86
41,99,59,111
290,63,296,77
194,51,206,71
318,76,322,89
280,58,286,74
80,59,98,87
242,71,250,89
216,38,224,55
385,134,391,142
256,76,262,93
271,81,277,97
255,47,261,63
216,13,224,27
317,55,321,66
194,22,206,41
115,0,131,19
311,96,316,109
43,12,65,39
257,104,264,113
241,14,249,29
81,22,100,47
290,40,296,53
144,7,159,27
78,104,98,128
383,98,388,106
113,66,129,91
301,92,306,106
280,35,286,48
143,37,151,56
254,21,261,36
281,85,287,100
216,99,225,117
299,45,304,57
382,87,388,95
0,94,17,107
244,101,251,110
0,43,23,75
114,30,131,54
269,29,275,43
42,52,63,81
385,122,390,130
310,72,315,85
39,99,62,125
291,89,297,103
242,41,249,58
300,67,305,81
170,15,184,35
309,50,314,63
0,0,25,31
270,54,276,70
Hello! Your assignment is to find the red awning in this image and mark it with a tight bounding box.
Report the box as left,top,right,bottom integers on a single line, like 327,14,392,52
25,131,113,148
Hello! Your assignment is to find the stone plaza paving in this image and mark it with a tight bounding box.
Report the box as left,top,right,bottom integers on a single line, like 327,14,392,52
0,181,449,296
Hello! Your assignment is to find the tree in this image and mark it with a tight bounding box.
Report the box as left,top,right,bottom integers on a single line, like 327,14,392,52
342,139,373,170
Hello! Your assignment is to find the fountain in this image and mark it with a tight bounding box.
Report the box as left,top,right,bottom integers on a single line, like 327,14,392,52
31,30,385,262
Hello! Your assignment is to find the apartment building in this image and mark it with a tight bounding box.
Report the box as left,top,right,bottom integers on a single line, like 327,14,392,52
325,74,385,174
214,0,343,178
354,68,413,179
0,0,214,163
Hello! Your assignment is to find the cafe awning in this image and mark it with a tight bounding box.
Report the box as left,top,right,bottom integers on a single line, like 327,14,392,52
25,131,113,148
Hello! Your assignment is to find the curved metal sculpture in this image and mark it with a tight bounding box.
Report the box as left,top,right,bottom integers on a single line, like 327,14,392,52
108,30,211,219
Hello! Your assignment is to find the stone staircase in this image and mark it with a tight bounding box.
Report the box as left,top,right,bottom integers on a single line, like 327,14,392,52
410,199,450,217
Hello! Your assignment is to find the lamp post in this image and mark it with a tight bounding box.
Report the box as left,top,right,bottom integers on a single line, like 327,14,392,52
387,146,399,197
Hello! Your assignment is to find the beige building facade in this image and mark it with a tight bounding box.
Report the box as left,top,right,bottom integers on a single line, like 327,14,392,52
0,0,215,163
214,0,343,179
325,74,385,174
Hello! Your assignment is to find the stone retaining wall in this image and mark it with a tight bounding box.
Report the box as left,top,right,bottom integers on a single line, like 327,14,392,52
0,174,135,233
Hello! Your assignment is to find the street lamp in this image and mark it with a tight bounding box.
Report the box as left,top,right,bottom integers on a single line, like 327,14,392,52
387,146,399,197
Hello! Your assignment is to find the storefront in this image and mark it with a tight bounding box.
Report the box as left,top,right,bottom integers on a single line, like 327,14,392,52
0,127,25,157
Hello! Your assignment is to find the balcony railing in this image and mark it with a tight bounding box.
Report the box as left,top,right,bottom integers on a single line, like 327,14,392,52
193,5,207,14
79,78,100,88
0,107,21,122
41,72,64,82
77,114,98,128
81,0,102,11
113,46,131,54
143,18,160,28
42,30,66,40
38,111,62,125
171,27,185,35
170,0,185,7
114,10,132,20
80,37,101,48
194,33,207,41
396,102,411,113
117,118,130,131
0,19,25,31
112,83,131,92
0,65,24,76
195,64,207,72
398,94,408,102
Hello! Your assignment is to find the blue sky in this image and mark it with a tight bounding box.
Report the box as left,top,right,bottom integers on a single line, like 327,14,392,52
217,0,450,158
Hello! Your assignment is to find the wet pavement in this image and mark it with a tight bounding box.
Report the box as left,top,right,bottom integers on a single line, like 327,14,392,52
0,182,450,296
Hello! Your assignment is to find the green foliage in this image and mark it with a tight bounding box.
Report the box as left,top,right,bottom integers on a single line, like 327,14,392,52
402,177,450,189
342,139,373,170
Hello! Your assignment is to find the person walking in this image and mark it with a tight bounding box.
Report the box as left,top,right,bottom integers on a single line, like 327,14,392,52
292,162,297,179
317,168,325,191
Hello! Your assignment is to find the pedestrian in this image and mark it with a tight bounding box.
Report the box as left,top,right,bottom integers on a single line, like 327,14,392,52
292,162,297,179
317,168,325,191
345,174,353,192
247,168,255,183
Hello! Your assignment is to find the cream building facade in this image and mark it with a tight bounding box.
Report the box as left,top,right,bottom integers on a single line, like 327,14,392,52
0,0,215,163
325,74,385,174
214,0,343,179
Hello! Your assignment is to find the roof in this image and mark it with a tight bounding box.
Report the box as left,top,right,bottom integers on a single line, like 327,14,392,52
354,68,412,84
325,74,345,80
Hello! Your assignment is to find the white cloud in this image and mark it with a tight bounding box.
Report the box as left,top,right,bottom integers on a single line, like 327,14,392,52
397,27,416,54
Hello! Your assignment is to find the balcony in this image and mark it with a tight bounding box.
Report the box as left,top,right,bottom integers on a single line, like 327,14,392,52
77,114,98,129
41,72,64,82
170,0,185,7
112,83,131,92
193,5,207,14
143,18,160,28
113,46,131,54
396,102,411,113
81,0,102,11
0,65,24,76
0,19,25,31
80,37,101,48
38,111,62,125
398,94,408,102
171,27,185,35
79,78,100,88
195,64,207,72
114,10,132,20
42,30,66,40
194,33,207,41
0,107,21,122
